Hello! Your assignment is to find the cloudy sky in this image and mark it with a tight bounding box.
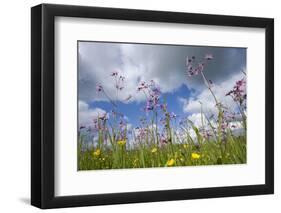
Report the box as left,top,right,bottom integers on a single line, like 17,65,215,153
78,41,246,128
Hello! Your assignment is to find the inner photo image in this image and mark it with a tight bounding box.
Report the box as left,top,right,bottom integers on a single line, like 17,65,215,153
77,41,247,170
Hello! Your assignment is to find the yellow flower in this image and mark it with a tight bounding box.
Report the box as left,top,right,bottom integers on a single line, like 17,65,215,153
191,153,200,159
151,147,157,153
166,159,175,166
117,140,126,146
93,149,101,157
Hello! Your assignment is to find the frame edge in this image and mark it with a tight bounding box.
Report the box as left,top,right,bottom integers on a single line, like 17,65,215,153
265,18,274,194
31,4,43,208
31,3,275,209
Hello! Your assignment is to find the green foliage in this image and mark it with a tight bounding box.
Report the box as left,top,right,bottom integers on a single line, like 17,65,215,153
78,135,246,170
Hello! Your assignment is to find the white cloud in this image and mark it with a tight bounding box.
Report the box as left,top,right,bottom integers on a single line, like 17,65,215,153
78,42,246,104
79,42,188,103
229,121,244,130
79,100,89,111
126,123,133,130
180,71,245,116
78,100,106,126
187,113,207,127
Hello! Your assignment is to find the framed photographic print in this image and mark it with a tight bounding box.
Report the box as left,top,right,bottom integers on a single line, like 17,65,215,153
31,3,274,209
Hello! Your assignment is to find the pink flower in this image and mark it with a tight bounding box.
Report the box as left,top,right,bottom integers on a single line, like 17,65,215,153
170,112,177,119
98,113,108,121
79,125,86,129
226,78,246,105
186,55,207,76
160,104,167,111
197,63,204,73
111,71,118,76
96,84,103,92
204,54,213,60
119,76,125,81
160,134,168,144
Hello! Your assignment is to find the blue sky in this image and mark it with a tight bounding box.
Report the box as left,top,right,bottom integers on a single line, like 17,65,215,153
88,85,192,127
78,41,246,129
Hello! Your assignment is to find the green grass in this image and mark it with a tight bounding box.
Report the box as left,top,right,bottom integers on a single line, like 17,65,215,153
78,134,246,170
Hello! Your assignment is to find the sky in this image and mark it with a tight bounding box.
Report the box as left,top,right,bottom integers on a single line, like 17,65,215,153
78,41,246,131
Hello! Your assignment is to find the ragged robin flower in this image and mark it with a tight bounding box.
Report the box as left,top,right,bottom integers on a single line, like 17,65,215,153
96,84,103,92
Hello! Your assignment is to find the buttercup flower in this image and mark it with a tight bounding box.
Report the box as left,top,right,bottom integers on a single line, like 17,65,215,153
151,147,157,153
117,140,126,146
93,149,101,157
191,153,201,159
166,159,175,166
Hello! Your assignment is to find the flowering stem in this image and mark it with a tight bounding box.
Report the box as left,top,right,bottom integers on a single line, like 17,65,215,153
200,70,224,155
232,97,247,131
102,90,117,107
155,110,159,145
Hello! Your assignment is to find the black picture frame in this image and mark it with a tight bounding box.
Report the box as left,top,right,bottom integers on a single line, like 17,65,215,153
31,3,274,209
